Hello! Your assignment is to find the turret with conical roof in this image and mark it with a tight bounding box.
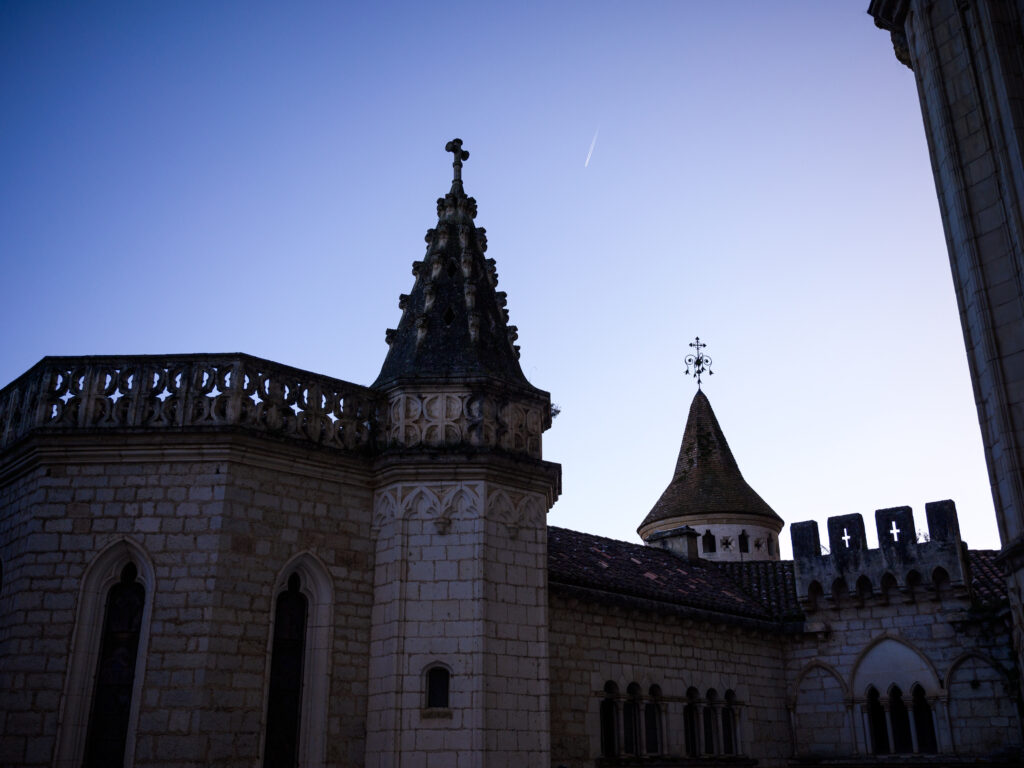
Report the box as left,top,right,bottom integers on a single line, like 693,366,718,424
372,139,552,457
365,140,559,767
639,388,782,562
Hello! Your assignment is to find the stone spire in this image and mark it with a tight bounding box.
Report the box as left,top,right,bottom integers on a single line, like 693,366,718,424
639,389,781,559
373,139,533,391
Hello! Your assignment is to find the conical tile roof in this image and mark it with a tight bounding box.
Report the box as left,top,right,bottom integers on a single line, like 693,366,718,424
639,389,781,533
373,139,535,391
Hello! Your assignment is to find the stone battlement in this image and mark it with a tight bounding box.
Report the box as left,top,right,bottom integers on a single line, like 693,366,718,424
790,500,970,606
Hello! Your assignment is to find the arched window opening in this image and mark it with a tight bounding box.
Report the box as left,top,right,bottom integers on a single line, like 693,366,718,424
426,666,450,709
889,685,912,753
684,687,700,757
912,684,937,753
806,581,824,612
722,689,737,755
645,685,663,756
767,534,774,556
831,577,848,607
906,570,923,601
600,681,619,757
704,688,718,755
880,572,899,604
866,686,889,755
82,562,145,768
932,567,950,598
263,573,308,768
856,575,873,604
738,531,749,553
702,530,716,554
623,683,641,755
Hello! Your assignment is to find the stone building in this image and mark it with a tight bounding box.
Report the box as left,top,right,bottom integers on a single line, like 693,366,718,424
868,0,1024,690
2,131,1022,767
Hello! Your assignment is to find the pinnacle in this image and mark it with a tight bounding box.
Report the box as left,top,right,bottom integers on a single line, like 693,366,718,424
372,141,535,391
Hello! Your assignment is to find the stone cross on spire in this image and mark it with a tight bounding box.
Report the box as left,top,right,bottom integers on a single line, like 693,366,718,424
684,336,713,388
445,138,470,188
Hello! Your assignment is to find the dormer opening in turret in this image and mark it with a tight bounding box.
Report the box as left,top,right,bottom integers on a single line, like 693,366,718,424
372,140,553,458
638,339,782,562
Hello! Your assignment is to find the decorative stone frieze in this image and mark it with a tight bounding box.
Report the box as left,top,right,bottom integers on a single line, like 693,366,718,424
383,388,545,457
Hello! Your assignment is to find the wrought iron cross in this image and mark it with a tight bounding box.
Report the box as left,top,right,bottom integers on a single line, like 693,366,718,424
684,336,713,388
445,138,470,183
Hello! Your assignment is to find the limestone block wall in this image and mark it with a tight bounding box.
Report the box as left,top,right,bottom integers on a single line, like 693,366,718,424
548,592,791,767
786,583,1021,758
0,433,375,768
365,478,550,768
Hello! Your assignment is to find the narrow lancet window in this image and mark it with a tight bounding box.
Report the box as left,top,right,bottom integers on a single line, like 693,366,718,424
82,562,145,768
867,686,889,754
684,687,700,757
426,666,450,708
600,681,619,756
890,686,913,753
624,683,641,755
264,573,308,768
644,685,662,755
912,684,937,753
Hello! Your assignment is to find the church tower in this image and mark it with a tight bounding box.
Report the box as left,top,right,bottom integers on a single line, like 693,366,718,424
364,140,560,768
638,344,781,561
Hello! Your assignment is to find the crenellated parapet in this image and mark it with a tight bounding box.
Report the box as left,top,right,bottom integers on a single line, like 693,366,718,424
790,500,970,608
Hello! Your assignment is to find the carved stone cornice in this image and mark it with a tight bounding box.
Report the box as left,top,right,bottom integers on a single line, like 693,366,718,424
868,0,913,69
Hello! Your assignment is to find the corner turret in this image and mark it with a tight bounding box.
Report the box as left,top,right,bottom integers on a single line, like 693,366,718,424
638,385,782,562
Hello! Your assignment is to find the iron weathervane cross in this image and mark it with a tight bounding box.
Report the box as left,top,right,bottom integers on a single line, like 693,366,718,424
685,336,713,388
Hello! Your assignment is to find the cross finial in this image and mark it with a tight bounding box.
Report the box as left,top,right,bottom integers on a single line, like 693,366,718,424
684,336,714,388
445,138,470,185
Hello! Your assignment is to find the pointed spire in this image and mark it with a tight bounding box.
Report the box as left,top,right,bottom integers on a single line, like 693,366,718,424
373,140,535,391
638,389,781,534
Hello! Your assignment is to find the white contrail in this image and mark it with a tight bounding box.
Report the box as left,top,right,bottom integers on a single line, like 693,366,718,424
584,128,599,168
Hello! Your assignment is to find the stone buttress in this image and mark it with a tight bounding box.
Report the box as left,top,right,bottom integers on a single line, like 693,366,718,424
364,140,561,768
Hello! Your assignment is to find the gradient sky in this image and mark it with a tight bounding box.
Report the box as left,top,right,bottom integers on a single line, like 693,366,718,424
0,2,1000,555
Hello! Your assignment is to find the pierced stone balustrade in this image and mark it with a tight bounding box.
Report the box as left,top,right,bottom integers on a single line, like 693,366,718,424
0,354,383,454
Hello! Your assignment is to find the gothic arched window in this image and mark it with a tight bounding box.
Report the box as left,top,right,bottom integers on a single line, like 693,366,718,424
623,683,641,755
703,688,718,755
722,689,738,755
600,681,619,757
889,685,912,753
684,687,700,757
912,684,937,753
867,686,889,754
738,531,749,553
644,685,663,756
82,563,145,768
702,530,716,553
263,573,308,768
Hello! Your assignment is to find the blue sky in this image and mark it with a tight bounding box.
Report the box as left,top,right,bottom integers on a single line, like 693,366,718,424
0,2,998,554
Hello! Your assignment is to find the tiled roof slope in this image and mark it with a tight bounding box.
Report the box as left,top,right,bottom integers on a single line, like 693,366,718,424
548,526,775,623
716,559,803,621
548,528,1008,623
968,550,1007,608
640,390,781,533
